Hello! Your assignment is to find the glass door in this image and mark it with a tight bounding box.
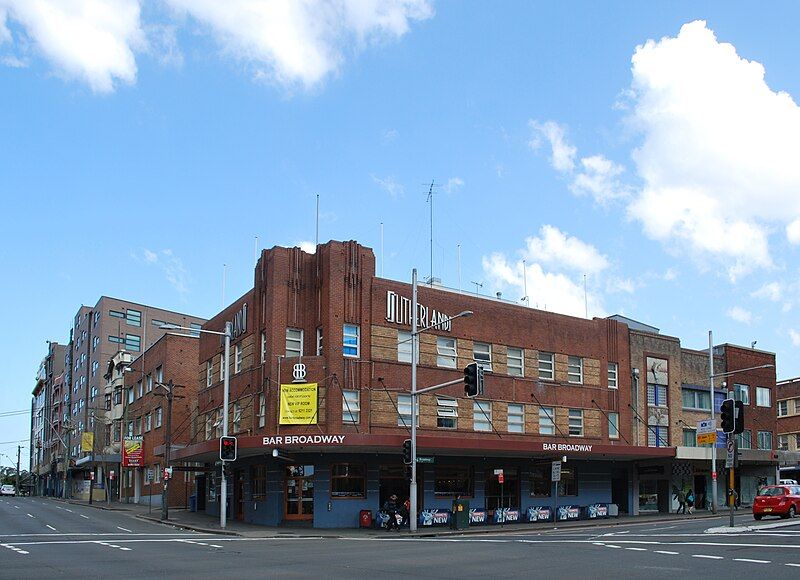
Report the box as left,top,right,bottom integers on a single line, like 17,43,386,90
285,465,315,520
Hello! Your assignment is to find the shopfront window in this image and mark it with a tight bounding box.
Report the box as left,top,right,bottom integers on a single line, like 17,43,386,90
485,467,518,510
557,466,578,496
330,463,366,498
251,466,266,499
529,463,552,498
434,466,473,497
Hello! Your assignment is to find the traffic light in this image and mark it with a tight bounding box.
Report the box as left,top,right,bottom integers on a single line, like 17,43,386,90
402,439,412,465
464,363,485,398
720,399,735,433
220,436,237,461
734,401,745,435
405,464,413,481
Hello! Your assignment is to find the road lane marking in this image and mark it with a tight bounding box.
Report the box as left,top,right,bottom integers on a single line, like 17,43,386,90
734,559,770,564
210,545,223,548
46,525,56,531
693,555,724,560
605,544,622,549
26,514,34,518
625,547,648,551
655,550,680,555
117,527,133,533
119,547,132,551
80,515,90,519
13,506,19,509
64,509,73,513
785,563,800,567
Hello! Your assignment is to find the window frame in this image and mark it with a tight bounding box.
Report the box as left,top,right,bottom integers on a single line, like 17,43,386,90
567,356,583,384
538,352,554,380
258,393,266,428
757,430,773,450
316,327,323,356
507,347,524,377
436,336,457,369
756,386,771,408
568,409,584,437
206,361,213,388
234,344,242,373
608,412,619,439
342,389,360,424
607,362,618,389
472,342,492,371
473,400,492,432
436,396,458,429
251,465,267,499
397,330,413,363
286,328,303,357
397,393,416,427
538,406,555,436
682,428,697,447
155,406,163,428
330,463,367,499
507,403,524,433
261,331,268,364
342,324,360,358
734,383,750,405
434,465,474,498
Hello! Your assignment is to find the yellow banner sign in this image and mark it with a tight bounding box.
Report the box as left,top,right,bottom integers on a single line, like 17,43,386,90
279,383,318,425
81,432,94,452
697,432,717,445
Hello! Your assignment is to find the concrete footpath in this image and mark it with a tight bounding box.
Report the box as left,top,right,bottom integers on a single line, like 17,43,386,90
51,497,728,538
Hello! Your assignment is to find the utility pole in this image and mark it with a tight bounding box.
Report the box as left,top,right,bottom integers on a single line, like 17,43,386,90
708,331,718,514
161,380,174,521
16,445,21,494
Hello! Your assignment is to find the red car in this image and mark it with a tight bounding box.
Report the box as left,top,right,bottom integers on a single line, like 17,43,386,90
753,485,800,520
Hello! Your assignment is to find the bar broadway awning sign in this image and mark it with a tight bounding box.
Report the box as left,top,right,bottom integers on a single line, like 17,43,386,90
262,435,346,446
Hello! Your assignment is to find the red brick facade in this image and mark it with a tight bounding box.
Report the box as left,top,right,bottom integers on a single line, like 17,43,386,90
777,377,800,452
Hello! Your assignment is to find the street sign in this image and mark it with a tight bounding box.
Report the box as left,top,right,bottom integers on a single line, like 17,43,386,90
697,432,717,445
145,469,154,483
416,456,435,464
725,436,735,468
493,469,504,476
498,473,504,484
551,461,562,482
697,419,716,435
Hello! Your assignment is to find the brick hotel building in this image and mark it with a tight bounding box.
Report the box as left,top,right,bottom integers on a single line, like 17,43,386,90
173,240,683,528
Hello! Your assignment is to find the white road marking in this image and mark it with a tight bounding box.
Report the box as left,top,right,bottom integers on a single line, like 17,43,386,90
80,515,89,519
693,555,724,560
209,544,223,548
734,559,770,564
654,550,680,555
117,527,133,533
785,563,800,567
13,506,19,509
26,514,34,518
64,509,73,513
46,525,56,531
625,547,648,551
605,544,622,549
119,547,132,551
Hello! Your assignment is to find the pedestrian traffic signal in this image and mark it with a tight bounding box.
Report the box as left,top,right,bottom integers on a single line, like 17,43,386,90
405,464,413,481
464,362,485,398
220,436,237,461
720,399,735,433
734,400,745,435
402,439,412,465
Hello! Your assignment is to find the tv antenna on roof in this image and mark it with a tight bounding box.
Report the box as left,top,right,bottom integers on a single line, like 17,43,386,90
471,281,483,296
425,179,440,285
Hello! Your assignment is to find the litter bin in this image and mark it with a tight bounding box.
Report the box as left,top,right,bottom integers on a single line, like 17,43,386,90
359,509,373,528
451,499,469,530
189,494,197,512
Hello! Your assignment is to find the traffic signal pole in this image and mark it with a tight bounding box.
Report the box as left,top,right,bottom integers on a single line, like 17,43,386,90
729,438,737,528
410,269,419,532
708,331,718,515
220,322,231,530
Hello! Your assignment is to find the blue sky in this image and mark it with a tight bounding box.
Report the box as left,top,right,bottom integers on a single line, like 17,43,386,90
2,1,800,468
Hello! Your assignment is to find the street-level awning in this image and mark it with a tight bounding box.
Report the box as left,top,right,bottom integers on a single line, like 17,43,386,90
171,432,675,464
75,454,121,466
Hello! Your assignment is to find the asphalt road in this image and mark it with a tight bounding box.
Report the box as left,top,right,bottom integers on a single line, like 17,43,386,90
2,497,800,579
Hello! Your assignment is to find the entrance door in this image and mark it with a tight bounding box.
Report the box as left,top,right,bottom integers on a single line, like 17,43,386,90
693,475,707,510
284,465,315,521
379,465,421,511
484,468,519,510
611,471,629,514
235,469,245,521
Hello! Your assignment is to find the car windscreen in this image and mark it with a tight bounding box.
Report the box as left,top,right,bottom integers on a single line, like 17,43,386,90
760,487,787,496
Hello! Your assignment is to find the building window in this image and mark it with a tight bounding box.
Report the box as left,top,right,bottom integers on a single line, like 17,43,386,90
154,464,161,484
109,309,124,319
608,412,619,439
104,393,112,411
314,327,322,356
286,328,303,357
189,322,202,336
109,335,124,344
330,463,366,498
251,466,267,499
125,334,141,352
220,353,226,381
126,420,134,438
113,389,121,406
473,342,492,371
343,324,360,358
778,435,789,451
778,400,789,416
529,463,552,497
151,319,167,328
397,394,415,427
567,356,583,384
233,402,242,433
134,417,142,436
205,414,213,440
539,406,555,435
234,344,242,373
756,387,771,407
568,409,583,436
144,413,152,432
473,400,492,432
434,466,474,497
90,386,98,400
436,337,457,368
258,393,266,428
507,347,524,377
206,361,213,388
734,384,750,405
647,384,668,407
156,366,163,384
648,426,669,447
127,386,134,404
342,390,360,424
608,363,618,389
126,309,142,327
538,352,554,380
757,431,772,450
507,404,524,433
92,336,100,351
682,428,697,447
436,396,458,429
737,430,752,449
682,389,711,410
155,407,163,428
796,434,800,449
91,360,98,376
261,332,268,364
397,331,413,363
136,380,143,399
214,409,223,437
558,466,578,496
146,373,153,393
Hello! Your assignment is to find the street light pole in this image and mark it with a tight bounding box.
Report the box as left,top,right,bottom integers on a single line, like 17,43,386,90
709,330,718,514
410,269,419,533
161,380,174,521
220,322,231,530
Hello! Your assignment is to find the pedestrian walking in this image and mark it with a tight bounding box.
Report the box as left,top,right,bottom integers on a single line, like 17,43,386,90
674,488,687,514
383,494,400,531
686,490,695,514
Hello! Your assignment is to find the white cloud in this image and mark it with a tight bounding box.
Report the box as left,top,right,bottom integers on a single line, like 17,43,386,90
625,20,800,279
663,268,677,281
529,120,576,173
134,248,190,298
788,219,800,245
752,281,782,302
297,241,316,254
523,225,610,275
443,177,463,193
570,154,630,203
372,174,404,198
1,0,146,93
165,0,432,88
483,253,606,318
1,54,26,67
382,128,398,142
606,276,635,294
726,306,753,325
790,329,800,347
143,248,158,264
0,7,11,44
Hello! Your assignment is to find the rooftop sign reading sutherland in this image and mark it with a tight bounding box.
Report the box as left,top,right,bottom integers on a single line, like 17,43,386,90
385,290,452,332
